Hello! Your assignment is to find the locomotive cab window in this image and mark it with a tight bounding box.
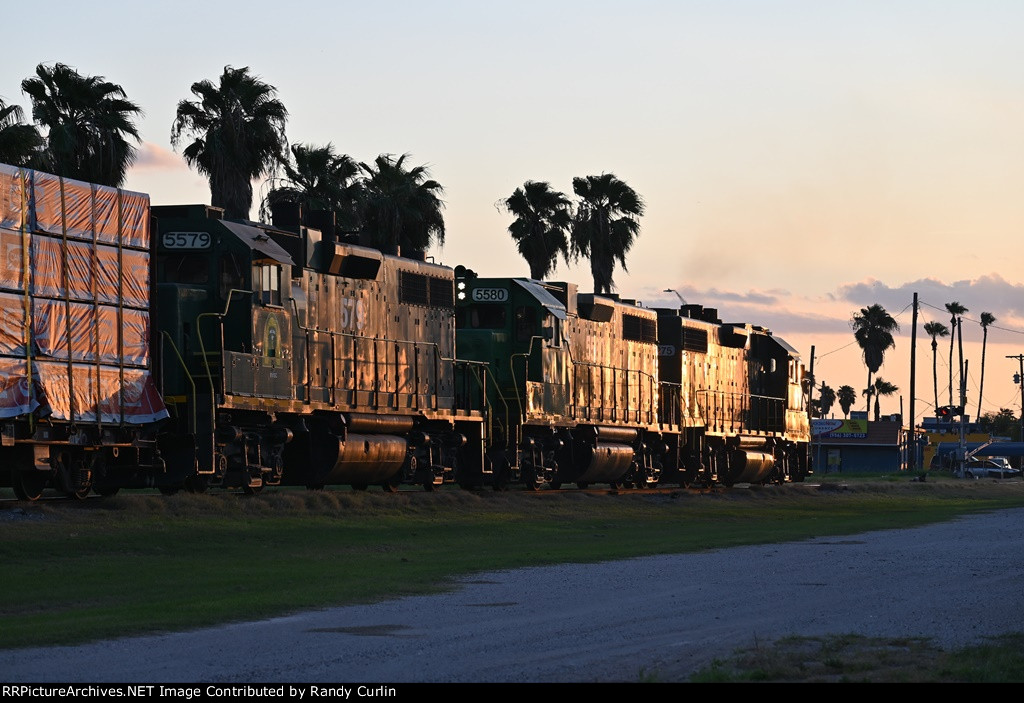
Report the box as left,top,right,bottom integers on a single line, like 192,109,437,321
219,253,245,300
515,306,537,343
457,304,507,329
162,253,209,284
255,262,283,306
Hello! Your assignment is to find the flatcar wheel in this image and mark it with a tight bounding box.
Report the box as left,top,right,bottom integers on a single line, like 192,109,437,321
576,482,590,489
12,470,46,502
65,458,92,500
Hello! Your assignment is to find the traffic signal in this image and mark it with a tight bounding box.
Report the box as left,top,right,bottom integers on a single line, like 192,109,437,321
1015,373,1021,385
937,406,951,419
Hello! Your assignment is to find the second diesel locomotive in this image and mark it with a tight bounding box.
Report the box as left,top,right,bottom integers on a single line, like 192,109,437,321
454,274,811,489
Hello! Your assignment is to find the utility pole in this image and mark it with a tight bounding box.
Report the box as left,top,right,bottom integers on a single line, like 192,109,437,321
808,345,817,473
909,293,918,471
1007,354,1024,443
958,360,968,476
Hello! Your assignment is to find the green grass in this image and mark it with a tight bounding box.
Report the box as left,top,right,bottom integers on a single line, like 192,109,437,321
3,477,1024,651
686,633,1024,683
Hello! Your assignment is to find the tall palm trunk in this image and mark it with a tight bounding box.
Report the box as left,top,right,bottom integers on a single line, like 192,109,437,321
956,321,965,409
931,339,939,410
977,326,988,418
866,370,872,414
947,318,956,406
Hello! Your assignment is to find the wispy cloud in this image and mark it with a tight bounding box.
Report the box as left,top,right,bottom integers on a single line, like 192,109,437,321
642,273,1024,341
131,142,188,172
836,274,1024,327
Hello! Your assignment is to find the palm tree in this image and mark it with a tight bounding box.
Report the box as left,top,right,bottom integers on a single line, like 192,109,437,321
851,303,899,412
864,378,899,421
977,311,996,418
0,97,42,167
263,142,362,230
502,181,573,280
816,382,836,418
570,173,644,294
837,385,857,418
944,302,968,406
358,153,445,254
923,321,949,412
171,66,288,220
21,63,142,186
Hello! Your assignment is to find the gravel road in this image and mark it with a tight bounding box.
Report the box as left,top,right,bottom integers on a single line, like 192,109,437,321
4,507,1023,683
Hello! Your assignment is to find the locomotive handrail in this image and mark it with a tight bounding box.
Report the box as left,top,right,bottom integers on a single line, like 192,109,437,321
507,337,659,429
287,297,488,414
196,288,252,400
562,346,660,426
693,388,787,435
160,331,197,434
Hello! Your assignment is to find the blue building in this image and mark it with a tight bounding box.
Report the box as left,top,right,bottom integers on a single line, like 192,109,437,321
811,416,912,473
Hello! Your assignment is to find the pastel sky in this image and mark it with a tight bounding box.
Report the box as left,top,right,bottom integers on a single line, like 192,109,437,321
3,1,1023,425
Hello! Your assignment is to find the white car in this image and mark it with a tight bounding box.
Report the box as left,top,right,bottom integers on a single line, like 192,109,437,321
955,460,1022,480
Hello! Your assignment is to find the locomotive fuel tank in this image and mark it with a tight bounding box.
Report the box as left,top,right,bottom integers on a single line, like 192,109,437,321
572,442,635,483
315,433,408,486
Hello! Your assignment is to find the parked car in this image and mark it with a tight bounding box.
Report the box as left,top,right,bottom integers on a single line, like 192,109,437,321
954,460,1022,480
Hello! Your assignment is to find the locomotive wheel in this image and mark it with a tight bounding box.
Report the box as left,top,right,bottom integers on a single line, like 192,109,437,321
382,481,400,493
12,470,46,501
243,481,264,496
549,480,562,490
521,464,542,491
159,486,180,496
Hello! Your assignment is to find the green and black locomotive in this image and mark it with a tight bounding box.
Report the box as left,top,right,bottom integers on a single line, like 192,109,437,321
149,204,487,493
454,273,810,489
